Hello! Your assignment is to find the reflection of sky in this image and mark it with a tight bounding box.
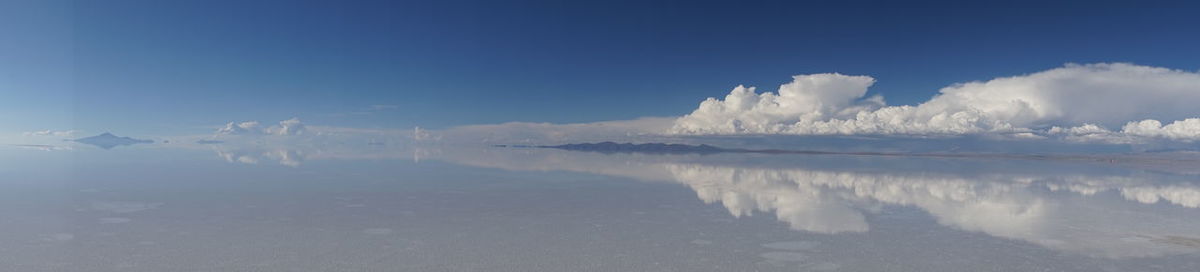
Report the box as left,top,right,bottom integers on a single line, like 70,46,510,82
187,142,1200,258
432,148,1200,259
192,144,1200,257
667,164,1200,258
196,144,1200,258
3,145,1199,271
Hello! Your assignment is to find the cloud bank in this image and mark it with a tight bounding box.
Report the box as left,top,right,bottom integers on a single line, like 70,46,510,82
22,130,77,137
193,63,1200,148
216,118,306,136
671,63,1200,143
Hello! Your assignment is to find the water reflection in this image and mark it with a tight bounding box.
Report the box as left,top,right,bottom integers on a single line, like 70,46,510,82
8,143,1200,270
213,147,306,167
430,148,1200,259
204,143,422,167
190,143,1200,259
73,133,154,149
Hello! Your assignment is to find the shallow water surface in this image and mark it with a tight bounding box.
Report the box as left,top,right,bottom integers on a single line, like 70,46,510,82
2,146,1198,271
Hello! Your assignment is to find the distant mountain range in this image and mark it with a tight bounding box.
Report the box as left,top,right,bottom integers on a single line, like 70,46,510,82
73,133,153,149
538,142,725,154
534,141,958,156
529,142,1199,170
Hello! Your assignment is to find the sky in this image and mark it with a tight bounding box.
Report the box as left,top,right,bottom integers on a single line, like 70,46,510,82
3,0,1200,141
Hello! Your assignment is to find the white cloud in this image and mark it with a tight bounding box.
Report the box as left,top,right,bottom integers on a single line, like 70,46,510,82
671,63,1200,143
1047,123,1129,143
216,121,263,135
215,118,306,136
1044,118,1200,144
200,63,1200,148
412,126,433,141
1121,118,1200,142
22,130,77,137
267,118,306,136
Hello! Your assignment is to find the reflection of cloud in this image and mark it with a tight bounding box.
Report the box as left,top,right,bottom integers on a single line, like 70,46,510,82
72,133,153,149
1120,186,1200,208
668,164,870,233
670,166,1200,258
205,140,420,167
214,148,260,164
411,147,439,163
431,149,1200,259
272,149,304,167
666,164,1048,236
212,147,306,167
9,144,73,151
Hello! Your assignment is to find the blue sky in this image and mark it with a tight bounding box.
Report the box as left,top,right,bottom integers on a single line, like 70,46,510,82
3,0,1200,136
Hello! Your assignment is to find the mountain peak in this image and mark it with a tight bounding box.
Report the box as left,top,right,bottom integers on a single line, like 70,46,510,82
74,133,153,149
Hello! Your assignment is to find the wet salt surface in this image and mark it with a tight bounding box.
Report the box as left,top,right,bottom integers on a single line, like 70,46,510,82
1,147,1199,271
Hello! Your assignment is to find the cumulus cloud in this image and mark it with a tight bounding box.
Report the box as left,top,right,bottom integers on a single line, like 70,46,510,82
267,118,306,136
216,121,264,135
412,126,433,141
198,63,1200,147
215,118,306,136
671,63,1200,143
1121,118,1200,142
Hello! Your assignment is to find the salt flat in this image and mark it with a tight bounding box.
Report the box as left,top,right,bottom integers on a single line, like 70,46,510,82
1,146,1197,271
